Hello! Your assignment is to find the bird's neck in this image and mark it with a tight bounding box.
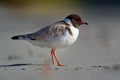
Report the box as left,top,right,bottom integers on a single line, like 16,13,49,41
64,19,73,26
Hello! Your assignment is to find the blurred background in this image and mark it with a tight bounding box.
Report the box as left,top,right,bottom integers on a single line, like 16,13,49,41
0,0,120,80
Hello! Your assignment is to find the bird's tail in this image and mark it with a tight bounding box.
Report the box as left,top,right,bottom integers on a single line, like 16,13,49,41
11,35,30,40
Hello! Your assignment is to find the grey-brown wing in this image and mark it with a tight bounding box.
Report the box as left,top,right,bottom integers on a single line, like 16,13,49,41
27,21,72,40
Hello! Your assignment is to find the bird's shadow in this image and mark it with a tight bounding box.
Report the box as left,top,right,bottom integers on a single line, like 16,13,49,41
0,63,32,67
0,63,120,71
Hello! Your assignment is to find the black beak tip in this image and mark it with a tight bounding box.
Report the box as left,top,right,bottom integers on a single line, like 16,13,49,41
85,22,88,25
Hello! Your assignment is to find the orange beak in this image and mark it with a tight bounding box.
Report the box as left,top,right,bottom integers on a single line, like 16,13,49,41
80,21,88,25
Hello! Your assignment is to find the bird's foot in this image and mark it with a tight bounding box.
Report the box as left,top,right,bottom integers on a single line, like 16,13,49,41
57,64,67,66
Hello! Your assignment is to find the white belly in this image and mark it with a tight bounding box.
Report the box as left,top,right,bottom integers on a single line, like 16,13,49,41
29,27,79,49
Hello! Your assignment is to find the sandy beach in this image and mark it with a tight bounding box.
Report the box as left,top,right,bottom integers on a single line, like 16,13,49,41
0,6,120,80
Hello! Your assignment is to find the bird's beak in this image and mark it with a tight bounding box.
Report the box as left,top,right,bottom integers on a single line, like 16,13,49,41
80,21,88,25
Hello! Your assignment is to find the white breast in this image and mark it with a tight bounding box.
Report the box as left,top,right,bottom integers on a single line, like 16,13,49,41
62,20,79,46
46,19,79,48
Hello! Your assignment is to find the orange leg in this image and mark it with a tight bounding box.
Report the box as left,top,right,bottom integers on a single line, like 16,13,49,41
51,50,55,65
51,49,65,66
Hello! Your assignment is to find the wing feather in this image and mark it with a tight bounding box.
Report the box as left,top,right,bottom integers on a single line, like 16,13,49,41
27,21,71,40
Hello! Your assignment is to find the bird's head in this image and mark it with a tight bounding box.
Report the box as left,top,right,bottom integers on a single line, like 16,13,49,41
65,14,88,28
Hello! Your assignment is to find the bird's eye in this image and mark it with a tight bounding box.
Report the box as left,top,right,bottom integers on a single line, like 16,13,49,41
76,18,80,22
77,19,80,22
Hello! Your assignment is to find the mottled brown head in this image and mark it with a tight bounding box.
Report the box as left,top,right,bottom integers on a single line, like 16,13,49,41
65,14,88,28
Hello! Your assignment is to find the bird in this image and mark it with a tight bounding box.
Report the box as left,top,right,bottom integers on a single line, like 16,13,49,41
11,14,88,66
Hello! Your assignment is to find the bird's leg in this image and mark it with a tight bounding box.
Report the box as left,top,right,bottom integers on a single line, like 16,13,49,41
52,49,65,66
51,49,55,65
